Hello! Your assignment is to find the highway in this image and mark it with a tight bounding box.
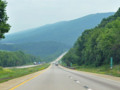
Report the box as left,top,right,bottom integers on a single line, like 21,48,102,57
4,65,40,69
12,64,120,90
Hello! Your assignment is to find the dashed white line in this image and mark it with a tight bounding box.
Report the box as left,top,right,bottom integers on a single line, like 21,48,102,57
68,76,92,90
74,80,80,84
84,86,92,90
88,89,92,90
68,76,73,79
76,80,80,84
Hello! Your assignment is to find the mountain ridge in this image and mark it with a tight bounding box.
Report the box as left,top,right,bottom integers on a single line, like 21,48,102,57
0,12,114,61
2,12,114,46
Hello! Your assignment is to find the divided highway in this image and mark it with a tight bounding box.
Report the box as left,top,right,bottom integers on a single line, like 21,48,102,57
11,64,120,90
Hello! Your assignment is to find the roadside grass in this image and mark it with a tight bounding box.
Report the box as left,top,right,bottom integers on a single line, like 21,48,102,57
74,65,120,77
61,63,120,77
0,64,50,83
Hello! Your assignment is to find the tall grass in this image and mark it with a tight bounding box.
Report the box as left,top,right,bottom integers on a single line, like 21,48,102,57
0,64,50,83
0,67,3,71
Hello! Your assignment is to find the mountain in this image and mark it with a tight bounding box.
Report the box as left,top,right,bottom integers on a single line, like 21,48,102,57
2,12,114,45
62,8,120,67
0,12,114,61
0,42,69,62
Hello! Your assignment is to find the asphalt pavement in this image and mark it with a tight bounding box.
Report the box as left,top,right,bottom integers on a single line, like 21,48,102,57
11,64,120,90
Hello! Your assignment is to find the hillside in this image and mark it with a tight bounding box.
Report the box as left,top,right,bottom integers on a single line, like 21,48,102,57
1,13,114,61
2,13,114,45
62,8,120,67
0,50,41,67
0,42,69,62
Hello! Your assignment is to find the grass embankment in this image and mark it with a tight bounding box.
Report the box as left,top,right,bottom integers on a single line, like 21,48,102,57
61,63,120,77
73,65,120,77
0,64,50,83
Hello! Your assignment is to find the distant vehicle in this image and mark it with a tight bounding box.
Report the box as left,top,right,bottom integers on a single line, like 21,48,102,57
55,63,58,66
33,62,37,65
38,62,41,64
33,61,42,65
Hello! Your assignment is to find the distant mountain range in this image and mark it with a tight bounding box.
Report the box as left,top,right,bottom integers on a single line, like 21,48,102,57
0,12,114,61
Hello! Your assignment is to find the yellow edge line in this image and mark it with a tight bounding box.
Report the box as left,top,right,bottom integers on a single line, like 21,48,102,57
9,65,51,90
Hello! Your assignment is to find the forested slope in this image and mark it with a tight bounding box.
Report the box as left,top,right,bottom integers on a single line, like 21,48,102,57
0,42,70,62
62,8,120,67
0,13,114,62
0,51,41,67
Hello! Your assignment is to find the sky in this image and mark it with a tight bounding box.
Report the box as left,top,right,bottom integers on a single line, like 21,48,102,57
6,0,120,34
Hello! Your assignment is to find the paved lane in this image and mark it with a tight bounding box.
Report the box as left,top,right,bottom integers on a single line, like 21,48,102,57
14,64,85,90
13,64,120,90
60,66,120,90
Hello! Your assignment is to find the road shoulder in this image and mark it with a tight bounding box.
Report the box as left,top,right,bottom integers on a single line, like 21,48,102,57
0,65,51,90
60,65,120,82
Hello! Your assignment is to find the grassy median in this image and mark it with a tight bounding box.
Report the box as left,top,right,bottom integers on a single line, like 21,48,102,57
0,64,50,83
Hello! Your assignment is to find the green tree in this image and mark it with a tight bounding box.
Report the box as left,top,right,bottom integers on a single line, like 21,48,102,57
0,0,10,39
62,8,120,67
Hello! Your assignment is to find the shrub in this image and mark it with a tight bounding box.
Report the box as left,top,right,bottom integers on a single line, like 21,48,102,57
0,66,3,71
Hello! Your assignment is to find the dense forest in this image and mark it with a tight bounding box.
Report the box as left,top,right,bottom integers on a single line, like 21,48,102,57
0,41,70,62
62,8,120,67
0,50,41,67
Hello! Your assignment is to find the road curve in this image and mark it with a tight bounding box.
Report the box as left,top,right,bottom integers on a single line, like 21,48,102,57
11,64,120,90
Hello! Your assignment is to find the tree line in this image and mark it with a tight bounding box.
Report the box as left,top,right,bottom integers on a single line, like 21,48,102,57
0,50,41,67
62,8,120,67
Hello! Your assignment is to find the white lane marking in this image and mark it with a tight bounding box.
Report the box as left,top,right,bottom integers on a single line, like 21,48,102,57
69,76,73,79
76,80,80,83
74,80,80,84
88,89,92,90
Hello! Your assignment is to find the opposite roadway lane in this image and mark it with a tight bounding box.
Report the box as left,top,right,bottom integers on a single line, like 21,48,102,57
12,64,120,90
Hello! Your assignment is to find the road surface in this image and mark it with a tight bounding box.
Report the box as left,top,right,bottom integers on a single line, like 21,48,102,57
11,64,120,90
4,64,42,69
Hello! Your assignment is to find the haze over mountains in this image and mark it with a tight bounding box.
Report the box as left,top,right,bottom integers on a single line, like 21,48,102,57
0,12,114,61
